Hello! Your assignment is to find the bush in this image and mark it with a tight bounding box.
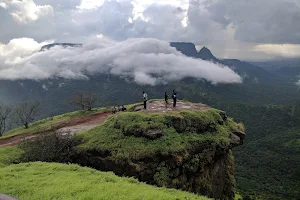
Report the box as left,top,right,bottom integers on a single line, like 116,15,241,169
19,131,81,163
236,122,245,132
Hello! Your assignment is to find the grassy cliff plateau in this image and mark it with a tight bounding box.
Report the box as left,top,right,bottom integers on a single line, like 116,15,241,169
76,108,245,200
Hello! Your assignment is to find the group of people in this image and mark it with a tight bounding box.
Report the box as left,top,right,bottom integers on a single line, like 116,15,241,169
143,90,178,110
112,90,178,113
112,105,127,114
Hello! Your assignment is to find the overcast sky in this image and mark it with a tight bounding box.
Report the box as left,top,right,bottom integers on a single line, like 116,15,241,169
1,0,300,61
1,0,300,84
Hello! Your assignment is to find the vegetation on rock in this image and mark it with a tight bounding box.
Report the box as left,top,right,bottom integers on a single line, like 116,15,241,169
75,108,244,200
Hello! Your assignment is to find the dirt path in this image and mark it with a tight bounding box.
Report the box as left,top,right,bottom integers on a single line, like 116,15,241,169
56,112,111,135
0,112,112,148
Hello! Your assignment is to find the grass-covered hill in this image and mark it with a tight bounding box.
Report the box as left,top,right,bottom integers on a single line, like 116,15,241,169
0,101,244,200
72,103,244,200
0,162,210,200
77,109,239,159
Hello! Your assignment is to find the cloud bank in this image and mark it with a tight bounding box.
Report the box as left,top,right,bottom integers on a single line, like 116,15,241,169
0,37,242,85
1,0,300,60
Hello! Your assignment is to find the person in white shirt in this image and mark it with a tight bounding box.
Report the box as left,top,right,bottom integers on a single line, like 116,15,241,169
143,91,148,109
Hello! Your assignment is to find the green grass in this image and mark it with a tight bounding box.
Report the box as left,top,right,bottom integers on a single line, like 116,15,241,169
0,146,23,167
77,109,238,159
0,162,210,200
1,107,111,139
235,193,243,200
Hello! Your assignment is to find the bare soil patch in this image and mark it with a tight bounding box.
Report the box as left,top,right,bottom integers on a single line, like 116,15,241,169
0,112,111,148
134,100,210,113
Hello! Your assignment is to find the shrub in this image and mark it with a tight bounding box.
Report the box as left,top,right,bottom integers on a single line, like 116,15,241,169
236,122,245,132
19,131,81,163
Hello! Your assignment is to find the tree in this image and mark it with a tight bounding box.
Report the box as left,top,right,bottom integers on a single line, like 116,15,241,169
84,92,98,111
72,92,86,110
0,104,12,136
72,92,98,111
15,101,40,129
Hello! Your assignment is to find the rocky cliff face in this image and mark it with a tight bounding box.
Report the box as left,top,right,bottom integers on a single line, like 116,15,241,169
76,102,245,200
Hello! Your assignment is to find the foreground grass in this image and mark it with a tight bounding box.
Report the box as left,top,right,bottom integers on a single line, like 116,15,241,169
0,146,23,167
78,109,238,159
0,162,210,200
1,107,111,139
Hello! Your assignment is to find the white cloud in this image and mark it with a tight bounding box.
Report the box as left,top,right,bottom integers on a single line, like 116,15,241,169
0,2,7,9
0,37,242,85
42,84,48,91
130,0,188,20
77,0,105,9
254,44,300,58
0,38,52,57
3,0,54,24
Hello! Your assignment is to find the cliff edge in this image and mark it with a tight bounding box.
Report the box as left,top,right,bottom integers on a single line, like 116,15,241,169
76,100,245,200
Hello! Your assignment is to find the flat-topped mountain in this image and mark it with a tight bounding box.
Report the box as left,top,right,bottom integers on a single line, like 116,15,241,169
40,43,82,51
170,42,198,57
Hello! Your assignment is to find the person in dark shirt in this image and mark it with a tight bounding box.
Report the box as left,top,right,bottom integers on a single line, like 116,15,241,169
112,106,117,114
121,105,127,112
164,92,169,105
172,90,177,108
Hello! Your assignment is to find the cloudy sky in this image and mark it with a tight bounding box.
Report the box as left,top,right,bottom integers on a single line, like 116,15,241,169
1,0,300,60
0,0,300,84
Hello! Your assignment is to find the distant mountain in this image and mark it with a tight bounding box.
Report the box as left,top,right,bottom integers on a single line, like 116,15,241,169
170,42,198,57
40,43,82,51
251,58,300,72
170,42,218,62
171,42,276,84
221,59,278,84
276,67,300,77
198,47,218,62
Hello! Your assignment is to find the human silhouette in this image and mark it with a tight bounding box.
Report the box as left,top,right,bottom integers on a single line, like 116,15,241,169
112,106,117,114
165,92,169,104
172,90,177,108
143,91,148,109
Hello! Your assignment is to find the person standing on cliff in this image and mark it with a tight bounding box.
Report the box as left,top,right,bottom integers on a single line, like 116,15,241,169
143,91,148,109
164,92,169,106
172,90,177,108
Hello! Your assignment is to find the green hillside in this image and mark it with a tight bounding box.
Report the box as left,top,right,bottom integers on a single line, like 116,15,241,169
0,162,210,200
0,146,23,167
77,109,239,159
